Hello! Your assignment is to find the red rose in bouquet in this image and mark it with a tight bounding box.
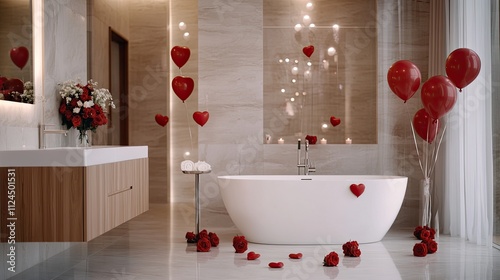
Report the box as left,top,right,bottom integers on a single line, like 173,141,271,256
196,237,211,252
233,235,248,253
58,80,114,143
323,251,339,267
413,243,428,257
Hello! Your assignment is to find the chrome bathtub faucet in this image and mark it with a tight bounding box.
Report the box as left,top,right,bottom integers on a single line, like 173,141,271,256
297,139,316,175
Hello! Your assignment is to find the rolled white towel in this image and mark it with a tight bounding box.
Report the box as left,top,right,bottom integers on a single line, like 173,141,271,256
194,161,211,172
181,160,195,171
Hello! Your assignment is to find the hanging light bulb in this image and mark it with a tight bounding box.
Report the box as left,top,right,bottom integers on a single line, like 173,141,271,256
183,32,190,41
328,47,336,56
309,23,316,28
291,66,299,75
303,15,311,26
294,23,302,32
179,22,187,30
306,2,313,10
332,24,340,31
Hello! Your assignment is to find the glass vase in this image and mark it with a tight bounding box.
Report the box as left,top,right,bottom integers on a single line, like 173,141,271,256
78,130,92,148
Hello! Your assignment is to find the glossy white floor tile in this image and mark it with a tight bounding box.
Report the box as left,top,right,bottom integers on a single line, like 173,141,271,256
6,203,500,280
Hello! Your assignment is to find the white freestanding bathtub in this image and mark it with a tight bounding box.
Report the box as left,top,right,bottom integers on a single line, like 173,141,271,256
217,175,407,244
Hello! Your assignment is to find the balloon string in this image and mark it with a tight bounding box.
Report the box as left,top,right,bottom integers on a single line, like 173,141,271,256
429,122,447,176
184,102,194,153
405,103,425,177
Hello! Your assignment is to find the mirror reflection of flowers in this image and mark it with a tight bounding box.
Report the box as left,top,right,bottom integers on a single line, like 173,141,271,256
21,81,34,104
58,79,115,141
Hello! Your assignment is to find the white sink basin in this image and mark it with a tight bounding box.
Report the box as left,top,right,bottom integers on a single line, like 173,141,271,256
0,146,148,167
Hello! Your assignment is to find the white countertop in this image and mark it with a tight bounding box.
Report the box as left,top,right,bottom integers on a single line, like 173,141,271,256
0,146,148,167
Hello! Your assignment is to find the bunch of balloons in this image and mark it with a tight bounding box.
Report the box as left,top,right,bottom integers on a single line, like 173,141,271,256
387,48,481,143
155,46,210,127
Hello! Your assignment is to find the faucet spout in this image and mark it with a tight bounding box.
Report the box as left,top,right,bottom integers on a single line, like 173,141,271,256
297,139,315,175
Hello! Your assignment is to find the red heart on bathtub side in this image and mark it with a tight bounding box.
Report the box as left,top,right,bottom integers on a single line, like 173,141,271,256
350,184,365,197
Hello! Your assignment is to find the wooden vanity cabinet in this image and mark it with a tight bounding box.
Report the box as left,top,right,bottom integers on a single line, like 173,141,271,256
0,158,148,242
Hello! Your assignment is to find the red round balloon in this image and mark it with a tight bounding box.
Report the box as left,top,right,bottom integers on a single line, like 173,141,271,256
421,75,457,120
172,76,194,102
171,46,191,68
445,48,481,90
413,108,439,143
10,46,29,70
387,60,421,102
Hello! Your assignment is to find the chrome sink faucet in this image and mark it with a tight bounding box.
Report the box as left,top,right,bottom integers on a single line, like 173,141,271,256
39,124,68,149
297,139,316,175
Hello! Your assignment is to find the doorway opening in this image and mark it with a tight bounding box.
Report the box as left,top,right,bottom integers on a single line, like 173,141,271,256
109,28,129,145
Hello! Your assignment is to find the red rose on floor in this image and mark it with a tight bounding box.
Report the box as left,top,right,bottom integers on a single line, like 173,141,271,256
425,240,438,254
414,225,436,240
198,229,209,240
427,226,436,239
420,229,431,241
342,241,361,257
208,232,219,247
185,231,196,243
233,235,248,253
413,243,428,257
197,237,211,252
413,226,424,239
323,251,339,267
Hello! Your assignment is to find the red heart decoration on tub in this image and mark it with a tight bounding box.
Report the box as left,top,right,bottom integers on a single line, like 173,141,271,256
350,184,365,197
302,45,314,58
155,114,169,127
193,111,209,127
330,116,341,127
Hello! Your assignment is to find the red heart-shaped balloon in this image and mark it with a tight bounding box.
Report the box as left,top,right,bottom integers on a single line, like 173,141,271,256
155,114,169,127
171,46,191,68
303,45,314,58
172,76,194,102
330,116,341,127
10,46,29,70
350,184,365,198
305,135,317,144
193,111,209,127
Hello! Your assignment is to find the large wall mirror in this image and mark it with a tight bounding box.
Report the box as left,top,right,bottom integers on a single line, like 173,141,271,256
0,0,34,104
263,0,377,144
